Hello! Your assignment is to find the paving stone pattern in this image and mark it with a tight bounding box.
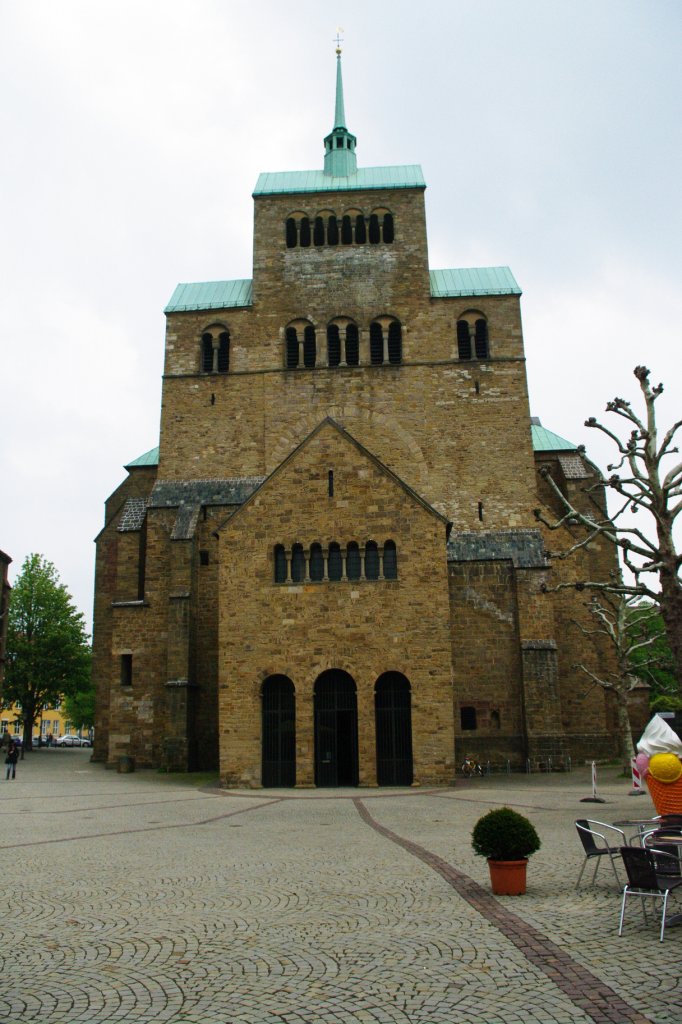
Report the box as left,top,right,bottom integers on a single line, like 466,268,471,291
0,751,679,1023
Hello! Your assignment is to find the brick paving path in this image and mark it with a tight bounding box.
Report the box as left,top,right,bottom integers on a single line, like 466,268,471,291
0,750,679,1023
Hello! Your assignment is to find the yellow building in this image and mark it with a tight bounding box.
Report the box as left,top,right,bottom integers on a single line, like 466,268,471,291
1,701,76,743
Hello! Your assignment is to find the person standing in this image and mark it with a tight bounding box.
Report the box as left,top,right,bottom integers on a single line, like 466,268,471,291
5,741,18,780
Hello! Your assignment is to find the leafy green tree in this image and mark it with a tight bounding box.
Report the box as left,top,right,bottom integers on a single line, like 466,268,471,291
626,602,676,702
63,679,95,732
1,554,90,750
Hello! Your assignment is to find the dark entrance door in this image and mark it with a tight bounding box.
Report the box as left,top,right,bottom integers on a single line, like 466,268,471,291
314,670,359,787
375,672,413,786
262,675,296,787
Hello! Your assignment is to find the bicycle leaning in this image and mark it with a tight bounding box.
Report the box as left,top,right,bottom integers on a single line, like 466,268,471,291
461,754,484,777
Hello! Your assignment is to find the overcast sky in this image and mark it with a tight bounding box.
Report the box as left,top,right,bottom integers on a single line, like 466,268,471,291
1,0,680,631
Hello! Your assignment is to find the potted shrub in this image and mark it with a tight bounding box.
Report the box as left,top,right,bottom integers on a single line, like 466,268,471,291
471,807,541,895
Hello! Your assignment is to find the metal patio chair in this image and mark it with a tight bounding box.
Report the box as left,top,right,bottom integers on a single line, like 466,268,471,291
641,828,682,875
618,845,682,942
575,819,625,889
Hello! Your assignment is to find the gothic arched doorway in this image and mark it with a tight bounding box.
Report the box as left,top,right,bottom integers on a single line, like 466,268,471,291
261,675,296,787
314,670,359,787
375,672,413,786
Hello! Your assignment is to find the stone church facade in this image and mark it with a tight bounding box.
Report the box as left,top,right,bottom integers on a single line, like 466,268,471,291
92,54,622,785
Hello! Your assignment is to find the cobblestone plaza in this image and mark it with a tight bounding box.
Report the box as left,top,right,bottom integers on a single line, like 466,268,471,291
1,750,679,1023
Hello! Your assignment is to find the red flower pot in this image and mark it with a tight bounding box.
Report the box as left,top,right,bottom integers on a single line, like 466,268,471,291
487,858,528,895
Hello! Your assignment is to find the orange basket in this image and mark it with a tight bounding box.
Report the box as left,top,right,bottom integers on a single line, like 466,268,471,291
646,774,682,815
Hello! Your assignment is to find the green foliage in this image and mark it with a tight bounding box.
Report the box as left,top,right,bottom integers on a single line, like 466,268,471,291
63,675,95,730
626,603,677,700
649,694,682,713
2,554,91,745
471,807,541,861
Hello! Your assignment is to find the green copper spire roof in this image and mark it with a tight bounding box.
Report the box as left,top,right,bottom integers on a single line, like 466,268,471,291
324,48,357,177
333,48,346,128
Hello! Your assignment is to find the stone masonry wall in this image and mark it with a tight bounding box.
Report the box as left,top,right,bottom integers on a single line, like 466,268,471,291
217,422,454,787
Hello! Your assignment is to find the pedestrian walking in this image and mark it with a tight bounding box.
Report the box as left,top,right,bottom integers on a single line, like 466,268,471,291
5,741,18,780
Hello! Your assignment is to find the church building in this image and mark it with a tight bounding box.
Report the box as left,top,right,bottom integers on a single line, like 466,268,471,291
92,51,622,785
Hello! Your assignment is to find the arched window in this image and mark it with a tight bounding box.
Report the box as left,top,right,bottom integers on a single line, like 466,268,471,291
328,542,342,581
327,323,341,367
346,542,361,580
291,544,305,582
217,331,230,373
382,540,397,579
368,213,380,244
313,216,325,246
345,323,359,366
201,333,214,373
460,706,477,730
327,215,339,246
375,672,413,786
475,318,489,359
341,215,353,245
355,214,367,244
382,213,394,243
285,218,297,248
370,321,384,365
309,543,324,581
303,325,316,368
491,709,501,730
365,541,379,580
262,675,296,787
299,217,311,247
457,320,472,360
274,545,287,583
286,327,299,368
387,321,402,364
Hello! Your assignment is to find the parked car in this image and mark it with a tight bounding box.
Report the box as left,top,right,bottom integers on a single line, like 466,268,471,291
55,734,91,747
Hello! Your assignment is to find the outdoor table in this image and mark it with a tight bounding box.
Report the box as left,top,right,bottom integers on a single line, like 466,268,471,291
612,818,660,843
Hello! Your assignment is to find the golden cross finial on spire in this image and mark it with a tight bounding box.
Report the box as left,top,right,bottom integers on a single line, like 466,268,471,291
334,27,344,55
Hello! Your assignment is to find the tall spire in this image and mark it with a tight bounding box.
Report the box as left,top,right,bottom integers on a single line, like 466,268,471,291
324,39,357,177
333,47,346,129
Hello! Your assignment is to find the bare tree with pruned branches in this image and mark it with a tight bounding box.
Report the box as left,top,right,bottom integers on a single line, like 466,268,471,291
534,366,682,694
569,593,664,764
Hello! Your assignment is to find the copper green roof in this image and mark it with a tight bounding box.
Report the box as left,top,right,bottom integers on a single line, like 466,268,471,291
323,51,357,177
165,266,520,315
125,446,159,468
253,165,425,196
165,279,253,313
430,267,521,297
531,424,577,451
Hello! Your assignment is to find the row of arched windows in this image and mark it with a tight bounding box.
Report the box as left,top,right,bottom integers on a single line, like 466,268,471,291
197,316,488,373
285,318,402,369
286,210,394,249
274,541,398,583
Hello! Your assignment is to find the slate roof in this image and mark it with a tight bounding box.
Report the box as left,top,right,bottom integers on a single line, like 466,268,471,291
117,497,148,532
447,529,546,568
149,478,265,509
558,454,591,480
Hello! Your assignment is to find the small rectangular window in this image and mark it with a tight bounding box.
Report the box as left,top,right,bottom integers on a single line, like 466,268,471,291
328,470,334,497
200,550,209,566
120,654,133,686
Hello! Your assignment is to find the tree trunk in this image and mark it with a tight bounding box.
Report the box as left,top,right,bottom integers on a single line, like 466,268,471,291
658,574,682,698
615,690,636,769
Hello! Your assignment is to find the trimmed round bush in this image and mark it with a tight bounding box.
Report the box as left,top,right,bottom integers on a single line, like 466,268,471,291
472,807,541,861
